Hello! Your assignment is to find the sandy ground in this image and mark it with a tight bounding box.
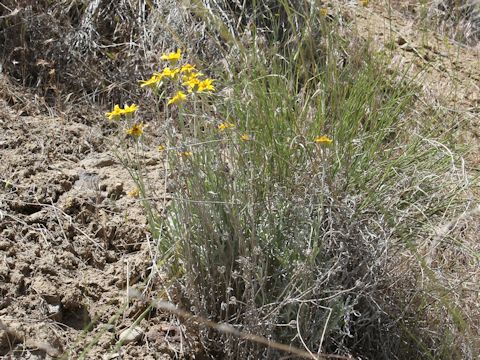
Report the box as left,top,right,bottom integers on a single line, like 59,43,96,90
0,76,192,358
0,2,479,359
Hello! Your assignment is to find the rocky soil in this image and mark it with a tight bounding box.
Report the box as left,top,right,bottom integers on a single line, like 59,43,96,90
0,75,192,358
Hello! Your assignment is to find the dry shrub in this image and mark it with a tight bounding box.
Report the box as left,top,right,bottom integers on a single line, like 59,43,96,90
0,0,323,104
0,0,219,105
428,0,480,45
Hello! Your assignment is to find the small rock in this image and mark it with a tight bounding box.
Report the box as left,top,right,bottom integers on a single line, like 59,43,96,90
145,157,159,166
0,240,11,251
97,332,115,348
60,196,81,214
103,353,120,360
104,324,115,332
400,43,414,52
108,183,124,198
94,158,115,168
26,210,49,224
47,304,62,322
10,270,24,292
82,155,115,169
106,250,118,263
9,269,23,280
62,287,83,309
75,171,100,190
119,326,143,344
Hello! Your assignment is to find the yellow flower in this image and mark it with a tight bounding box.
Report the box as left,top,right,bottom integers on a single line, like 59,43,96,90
128,188,140,198
159,67,180,79
360,0,368,6
167,91,187,106
106,104,124,120
198,78,215,92
183,72,202,80
179,151,193,157
126,122,144,137
123,103,138,115
183,78,201,92
158,145,166,152
320,8,328,17
180,63,196,74
314,135,333,144
240,134,250,141
181,72,203,91
218,122,235,131
161,49,181,64
139,74,163,88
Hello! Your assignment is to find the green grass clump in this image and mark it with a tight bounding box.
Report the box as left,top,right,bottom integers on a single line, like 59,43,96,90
159,10,470,360
104,2,474,358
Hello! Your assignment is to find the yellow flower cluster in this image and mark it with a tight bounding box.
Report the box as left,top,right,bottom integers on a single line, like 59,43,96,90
105,103,143,138
217,122,235,131
179,151,193,157
105,103,138,120
139,49,215,105
167,91,187,106
107,49,220,146
314,135,333,144
217,121,251,142
128,188,141,198
126,122,144,137
161,49,182,64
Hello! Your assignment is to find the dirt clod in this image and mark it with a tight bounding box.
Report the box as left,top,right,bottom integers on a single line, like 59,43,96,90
119,326,144,344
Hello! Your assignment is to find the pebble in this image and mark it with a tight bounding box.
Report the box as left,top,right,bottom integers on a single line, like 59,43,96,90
81,155,115,168
103,352,120,359
119,326,143,344
0,240,11,251
47,304,62,322
108,182,124,198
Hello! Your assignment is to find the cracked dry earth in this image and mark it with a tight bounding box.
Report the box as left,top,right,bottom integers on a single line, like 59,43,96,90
0,76,188,359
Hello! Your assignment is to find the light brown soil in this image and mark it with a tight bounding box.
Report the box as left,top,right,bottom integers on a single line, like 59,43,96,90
0,76,192,358
348,1,480,159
